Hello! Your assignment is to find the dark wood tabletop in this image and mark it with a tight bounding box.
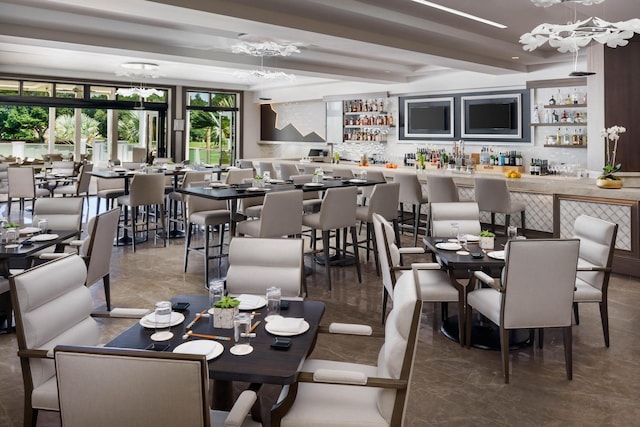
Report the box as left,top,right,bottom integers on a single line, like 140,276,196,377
0,228,80,259
423,235,506,270
105,294,326,385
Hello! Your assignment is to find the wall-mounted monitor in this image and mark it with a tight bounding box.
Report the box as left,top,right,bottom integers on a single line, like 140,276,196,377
399,97,454,139
461,94,522,139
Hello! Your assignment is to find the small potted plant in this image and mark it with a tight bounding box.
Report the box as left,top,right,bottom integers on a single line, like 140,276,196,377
212,296,240,329
478,230,495,250
253,174,264,188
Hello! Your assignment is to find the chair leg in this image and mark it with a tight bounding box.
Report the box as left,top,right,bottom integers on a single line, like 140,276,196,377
103,274,111,311
573,302,580,325
322,230,332,291
563,326,573,380
413,204,420,247
465,304,473,348
538,328,544,349
520,210,526,237
371,222,380,277
399,202,405,234
160,203,167,247
365,222,371,262
131,207,137,253
184,223,193,272
204,224,211,287
490,212,496,233
7,197,11,216
501,326,510,384
457,291,465,346
382,289,388,325
351,226,362,283
505,214,511,233
600,300,610,347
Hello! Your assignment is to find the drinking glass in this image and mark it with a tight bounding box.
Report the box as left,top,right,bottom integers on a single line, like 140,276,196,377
263,171,271,183
457,230,467,249
204,174,212,185
209,280,225,308
4,227,18,245
150,301,173,341
232,312,253,355
449,222,460,240
266,286,281,321
37,218,49,234
507,226,518,240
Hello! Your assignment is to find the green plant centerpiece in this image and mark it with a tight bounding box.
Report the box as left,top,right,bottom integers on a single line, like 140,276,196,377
478,230,495,250
2,222,19,229
333,151,340,164
597,125,626,189
213,296,240,329
253,174,264,188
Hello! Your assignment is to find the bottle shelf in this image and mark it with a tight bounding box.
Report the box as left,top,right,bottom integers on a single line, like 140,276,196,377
344,111,388,116
543,103,587,109
544,144,587,148
531,123,587,127
344,125,394,129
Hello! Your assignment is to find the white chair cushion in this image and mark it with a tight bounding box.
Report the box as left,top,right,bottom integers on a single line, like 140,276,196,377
467,288,502,326
414,269,458,301
31,375,59,411
574,278,603,302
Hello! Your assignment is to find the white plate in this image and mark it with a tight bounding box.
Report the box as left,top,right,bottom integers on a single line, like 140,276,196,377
268,179,284,184
265,319,310,336
487,250,505,260
29,233,59,242
303,182,323,187
465,234,480,242
236,294,267,311
19,227,41,235
348,178,366,184
246,187,268,192
139,311,185,328
4,244,18,249
230,344,253,356
173,340,223,360
208,183,228,188
435,242,462,251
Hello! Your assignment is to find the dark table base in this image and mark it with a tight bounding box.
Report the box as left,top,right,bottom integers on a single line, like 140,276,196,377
314,254,357,267
441,315,532,351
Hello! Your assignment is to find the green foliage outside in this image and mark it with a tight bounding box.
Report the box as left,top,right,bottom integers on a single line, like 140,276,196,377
0,106,49,141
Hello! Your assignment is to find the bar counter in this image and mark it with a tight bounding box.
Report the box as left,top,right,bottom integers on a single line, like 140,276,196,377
269,159,640,276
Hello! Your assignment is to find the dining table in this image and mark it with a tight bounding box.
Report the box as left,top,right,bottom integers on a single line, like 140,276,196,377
177,177,384,236
105,294,325,415
423,235,531,350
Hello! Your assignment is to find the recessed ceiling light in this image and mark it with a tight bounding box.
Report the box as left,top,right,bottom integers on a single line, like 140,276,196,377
512,56,520,60
411,0,508,29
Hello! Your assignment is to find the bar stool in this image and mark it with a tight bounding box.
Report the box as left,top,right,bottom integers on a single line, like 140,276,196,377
290,175,323,213
258,161,278,180
95,177,125,215
236,190,303,238
474,177,526,235
302,186,361,290
7,167,50,215
426,175,460,203
394,173,429,246
360,170,386,206
278,163,301,180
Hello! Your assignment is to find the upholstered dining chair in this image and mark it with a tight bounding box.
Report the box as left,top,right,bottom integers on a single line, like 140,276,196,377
95,176,125,216
290,175,323,213
572,214,618,347
54,345,261,427
50,161,75,177
117,172,167,251
430,202,481,237
302,186,361,290
167,170,211,232
52,163,93,220
226,237,306,300
10,254,101,427
236,190,303,238
270,262,422,427
474,177,526,236
259,161,278,179
224,168,255,185
466,239,580,383
31,197,84,255
278,163,300,180
359,169,386,206
394,172,429,246
7,166,50,215
426,175,460,203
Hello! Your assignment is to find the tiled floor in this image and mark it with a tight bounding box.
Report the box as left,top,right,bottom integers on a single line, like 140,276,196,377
1,200,639,426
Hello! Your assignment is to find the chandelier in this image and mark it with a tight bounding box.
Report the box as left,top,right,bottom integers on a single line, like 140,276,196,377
521,0,640,53
231,41,301,57
234,69,296,81
115,62,162,99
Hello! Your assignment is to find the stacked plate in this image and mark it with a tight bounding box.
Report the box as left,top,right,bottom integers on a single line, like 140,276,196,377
173,340,224,360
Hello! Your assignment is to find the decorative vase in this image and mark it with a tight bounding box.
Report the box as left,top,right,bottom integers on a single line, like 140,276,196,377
596,178,623,189
479,236,494,250
213,307,238,329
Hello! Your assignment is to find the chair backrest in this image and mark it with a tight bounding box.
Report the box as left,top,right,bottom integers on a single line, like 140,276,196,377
224,168,254,185
394,173,424,205
302,165,318,175
259,161,278,179
8,167,36,198
365,182,400,222
10,255,99,402
54,346,210,427
237,159,254,169
227,237,305,299
501,239,580,329
427,175,460,203
128,173,166,206
430,202,481,236
75,163,94,194
185,181,229,217
256,190,303,237
51,161,75,176
373,213,401,302
96,176,125,191
572,215,618,292
33,197,84,231
474,177,511,213
121,161,141,170
82,208,120,286
319,186,357,229
376,261,422,425
153,157,173,165
361,170,387,198
278,163,300,180
290,175,320,201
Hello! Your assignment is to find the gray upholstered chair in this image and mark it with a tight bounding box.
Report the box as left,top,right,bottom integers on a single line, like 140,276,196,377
95,176,125,215
7,166,50,215
117,173,167,251
271,261,422,427
466,239,580,383
50,161,75,177
427,175,460,203
237,159,255,170
430,202,481,237
224,168,255,185
226,237,305,300
474,177,526,236
10,254,101,426
236,190,303,238
360,170,386,206
184,182,231,287
259,161,278,179
395,173,429,246
302,186,361,290
167,170,212,233
278,163,300,180
290,175,323,213
52,163,93,219
356,182,400,274
32,196,84,234
572,214,618,347
54,345,260,427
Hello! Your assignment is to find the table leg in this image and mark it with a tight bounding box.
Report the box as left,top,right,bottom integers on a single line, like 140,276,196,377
229,199,238,236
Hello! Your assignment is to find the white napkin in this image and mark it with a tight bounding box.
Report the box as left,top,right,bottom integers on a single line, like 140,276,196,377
268,317,304,333
110,308,151,318
237,294,263,309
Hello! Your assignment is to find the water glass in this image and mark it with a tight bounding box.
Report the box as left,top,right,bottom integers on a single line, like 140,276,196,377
209,280,225,308
4,227,18,245
449,222,460,240
457,230,467,248
266,286,281,321
232,313,252,354
151,301,173,341
204,174,212,185
507,226,518,240
263,171,271,182
37,218,49,234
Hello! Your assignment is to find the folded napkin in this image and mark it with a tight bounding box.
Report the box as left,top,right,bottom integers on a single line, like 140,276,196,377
237,294,264,309
268,317,304,333
110,308,151,318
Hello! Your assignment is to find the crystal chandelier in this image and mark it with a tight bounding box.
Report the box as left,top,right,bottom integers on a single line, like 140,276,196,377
234,69,296,81
115,62,162,98
231,41,301,57
521,0,640,53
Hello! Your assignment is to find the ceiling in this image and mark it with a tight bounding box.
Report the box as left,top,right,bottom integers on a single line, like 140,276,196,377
0,0,636,91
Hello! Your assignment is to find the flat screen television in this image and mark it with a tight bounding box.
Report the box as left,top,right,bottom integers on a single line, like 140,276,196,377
468,103,512,129
462,94,522,139
400,97,454,139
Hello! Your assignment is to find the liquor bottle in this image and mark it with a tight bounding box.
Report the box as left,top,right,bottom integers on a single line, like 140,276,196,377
548,93,556,105
560,110,567,123
388,113,394,126
532,105,540,124
565,93,572,105
572,89,579,104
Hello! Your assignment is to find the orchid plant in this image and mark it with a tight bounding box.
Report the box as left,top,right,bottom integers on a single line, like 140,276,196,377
600,125,626,180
